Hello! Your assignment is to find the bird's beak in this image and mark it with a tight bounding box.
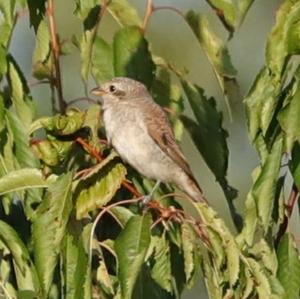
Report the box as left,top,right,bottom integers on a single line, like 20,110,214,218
90,87,106,96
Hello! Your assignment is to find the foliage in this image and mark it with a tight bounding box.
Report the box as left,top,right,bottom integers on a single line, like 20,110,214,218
0,0,299,299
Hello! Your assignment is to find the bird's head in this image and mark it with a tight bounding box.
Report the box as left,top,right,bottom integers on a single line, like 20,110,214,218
90,77,149,105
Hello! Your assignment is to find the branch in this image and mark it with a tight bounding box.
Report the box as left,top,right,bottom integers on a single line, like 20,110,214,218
275,183,299,247
47,0,67,114
142,0,153,32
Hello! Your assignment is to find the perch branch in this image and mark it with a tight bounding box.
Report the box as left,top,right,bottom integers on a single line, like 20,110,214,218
47,0,67,113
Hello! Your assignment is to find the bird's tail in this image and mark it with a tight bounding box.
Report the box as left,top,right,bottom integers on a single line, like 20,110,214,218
175,173,206,203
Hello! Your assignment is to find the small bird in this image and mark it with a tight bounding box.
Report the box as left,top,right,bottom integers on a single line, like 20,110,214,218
91,77,204,203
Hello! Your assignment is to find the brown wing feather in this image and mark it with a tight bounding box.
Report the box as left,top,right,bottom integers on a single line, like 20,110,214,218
140,99,196,180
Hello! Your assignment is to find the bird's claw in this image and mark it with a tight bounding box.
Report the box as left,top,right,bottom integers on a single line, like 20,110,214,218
142,194,152,205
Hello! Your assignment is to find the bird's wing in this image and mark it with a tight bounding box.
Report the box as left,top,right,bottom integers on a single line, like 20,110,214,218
140,99,195,179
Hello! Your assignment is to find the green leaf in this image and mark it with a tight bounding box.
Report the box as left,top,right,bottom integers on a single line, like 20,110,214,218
278,69,300,151
252,136,283,231
6,110,39,168
75,156,127,219
0,168,54,195
185,12,236,78
103,0,142,27
115,214,151,299
0,45,7,76
0,0,16,47
185,11,238,118
31,109,85,136
205,0,238,32
32,19,51,79
109,206,134,227
27,0,46,31
150,235,172,293
7,57,33,126
0,220,40,293
92,37,114,83
277,233,300,299
114,26,155,89
181,81,241,230
31,139,72,166
194,202,240,287
32,173,73,296
65,222,92,299
181,222,201,289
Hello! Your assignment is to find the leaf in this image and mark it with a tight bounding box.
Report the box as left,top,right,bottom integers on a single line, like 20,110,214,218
181,222,201,289
181,81,241,230
75,158,127,219
0,0,16,47
32,173,73,296
115,214,151,299
205,0,238,33
185,11,238,118
65,222,92,299
113,26,155,89
6,110,39,168
79,3,101,83
31,109,85,136
278,69,300,151
27,0,46,31
252,136,283,231
0,45,7,76
103,0,142,27
109,206,134,227
32,19,51,79
92,37,114,83
194,202,240,287
150,235,172,293
7,57,33,126
0,220,40,293
0,168,54,195
277,233,300,299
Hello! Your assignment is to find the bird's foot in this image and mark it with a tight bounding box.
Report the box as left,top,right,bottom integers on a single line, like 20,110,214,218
142,194,153,205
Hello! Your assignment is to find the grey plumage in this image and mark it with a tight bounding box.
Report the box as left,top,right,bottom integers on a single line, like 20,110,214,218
91,77,204,202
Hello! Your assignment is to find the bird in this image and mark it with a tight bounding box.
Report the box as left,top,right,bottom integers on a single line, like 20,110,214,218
91,77,204,203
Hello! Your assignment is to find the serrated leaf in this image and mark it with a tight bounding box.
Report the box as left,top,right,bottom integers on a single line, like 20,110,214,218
252,136,283,231
0,220,40,293
31,109,85,136
65,222,92,299
103,0,142,27
6,110,38,168
0,0,16,47
277,233,300,299
185,11,238,118
32,20,51,79
181,81,241,230
194,202,240,287
115,214,151,299
278,69,300,151
31,139,72,166
27,0,46,31
0,168,54,195
150,235,172,293
32,173,73,296
181,222,201,288
7,58,33,126
92,37,114,83
75,160,127,219
114,26,155,89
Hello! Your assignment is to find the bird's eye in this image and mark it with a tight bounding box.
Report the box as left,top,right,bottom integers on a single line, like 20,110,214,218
109,85,116,93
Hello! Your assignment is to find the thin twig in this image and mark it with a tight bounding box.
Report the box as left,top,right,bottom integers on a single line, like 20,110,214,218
89,198,142,264
153,5,186,19
67,97,98,107
142,0,153,32
47,0,67,113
